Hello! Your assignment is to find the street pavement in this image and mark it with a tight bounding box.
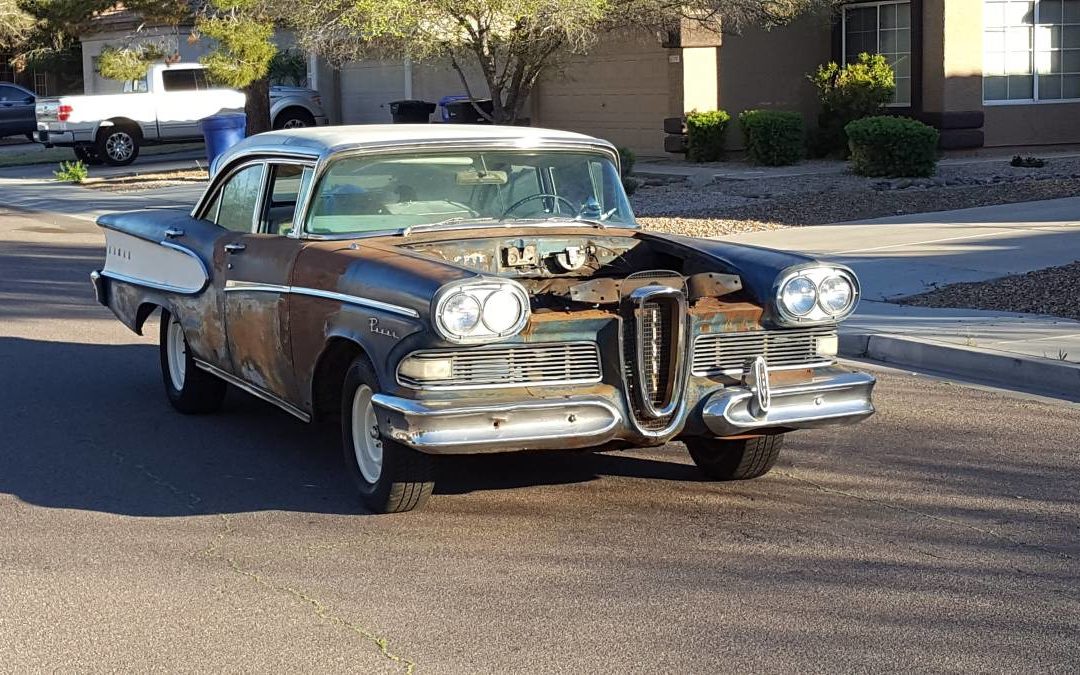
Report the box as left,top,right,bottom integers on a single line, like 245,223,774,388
2,206,1079,671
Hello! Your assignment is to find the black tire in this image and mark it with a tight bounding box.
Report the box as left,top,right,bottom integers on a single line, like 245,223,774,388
96,124,141,166
341,355,434,513
159,309,226,414
273,108,316,130
685,435,784,481
73,146,104,166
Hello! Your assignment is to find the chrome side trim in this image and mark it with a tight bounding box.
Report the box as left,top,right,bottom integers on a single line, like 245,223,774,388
222,280,420,318
701,371,876,437
193,359,311,423
371,394,622,454
100,270,205,295
159,240,211,280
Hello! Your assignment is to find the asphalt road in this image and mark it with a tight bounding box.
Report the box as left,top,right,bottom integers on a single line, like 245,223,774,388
1,206,1078,673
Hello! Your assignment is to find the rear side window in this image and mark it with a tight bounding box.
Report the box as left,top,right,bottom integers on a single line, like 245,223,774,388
261,164,313,235
161,69,209,92
214,164,266,233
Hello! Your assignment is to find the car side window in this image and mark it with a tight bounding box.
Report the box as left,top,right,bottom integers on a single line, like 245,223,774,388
0,85,20,101
161,69,201,92
213,164,266,233
260,164,313,235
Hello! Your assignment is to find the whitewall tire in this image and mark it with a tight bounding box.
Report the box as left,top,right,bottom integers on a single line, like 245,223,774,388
159,309,226,414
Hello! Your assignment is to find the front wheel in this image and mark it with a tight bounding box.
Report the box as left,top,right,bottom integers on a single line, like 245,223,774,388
684,435,784,481
96,125,141,166
341,356,434,513
159,309,226,414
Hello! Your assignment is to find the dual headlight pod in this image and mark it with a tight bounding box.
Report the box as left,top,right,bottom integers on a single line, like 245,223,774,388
433,279,530,343
776,267,859,323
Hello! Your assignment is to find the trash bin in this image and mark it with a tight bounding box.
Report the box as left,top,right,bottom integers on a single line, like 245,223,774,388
199,112,247,167
389,99,436,123
438,95,494,124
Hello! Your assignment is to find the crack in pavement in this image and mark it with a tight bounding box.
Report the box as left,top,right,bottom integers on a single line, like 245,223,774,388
777,470,1074,562
202,513,417,673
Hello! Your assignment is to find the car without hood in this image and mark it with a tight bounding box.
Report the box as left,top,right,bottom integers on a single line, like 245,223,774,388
90,124,876,513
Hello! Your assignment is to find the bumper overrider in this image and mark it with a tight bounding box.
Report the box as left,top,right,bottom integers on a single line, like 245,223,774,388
374,369,876,455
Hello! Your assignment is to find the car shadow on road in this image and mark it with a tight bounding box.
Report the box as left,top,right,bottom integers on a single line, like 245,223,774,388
0,336,705,518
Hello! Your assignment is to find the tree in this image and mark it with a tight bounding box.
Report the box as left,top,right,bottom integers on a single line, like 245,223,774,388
0,0,34,53
290,0,838,124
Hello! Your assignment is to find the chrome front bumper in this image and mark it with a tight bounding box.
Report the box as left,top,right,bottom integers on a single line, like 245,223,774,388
701,372,876,436
373,394,623,454
372,370,875,455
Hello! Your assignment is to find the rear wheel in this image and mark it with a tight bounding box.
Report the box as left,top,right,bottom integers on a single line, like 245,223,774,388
96,124,141,166
685,435,784,481
159,309,226,414
341,356,434,513
73,146,104,165
273,108,315,129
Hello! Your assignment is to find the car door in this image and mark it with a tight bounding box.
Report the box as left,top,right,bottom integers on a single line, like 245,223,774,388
0,85,34,137
212,160,314,404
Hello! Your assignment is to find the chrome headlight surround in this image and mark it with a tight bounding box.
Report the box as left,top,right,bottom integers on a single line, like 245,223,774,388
432,278,531,344
774,266,860,326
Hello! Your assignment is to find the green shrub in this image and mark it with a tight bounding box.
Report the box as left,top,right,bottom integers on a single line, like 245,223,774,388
846,116,939,177
54,160,88,183
685,109,730,162
617,146,636,177
739,110,805,166
809,53,896,156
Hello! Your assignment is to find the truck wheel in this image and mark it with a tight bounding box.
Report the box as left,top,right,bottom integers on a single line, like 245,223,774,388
73,146,104,166
341,355,434,513
684,435,784,481
159,309,226,414
273,108,315,129
96,124,141,166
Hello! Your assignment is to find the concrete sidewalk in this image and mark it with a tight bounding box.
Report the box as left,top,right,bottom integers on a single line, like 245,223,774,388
722,196,1080,399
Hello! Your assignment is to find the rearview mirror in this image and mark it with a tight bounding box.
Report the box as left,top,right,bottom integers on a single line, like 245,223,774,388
456,169,508,186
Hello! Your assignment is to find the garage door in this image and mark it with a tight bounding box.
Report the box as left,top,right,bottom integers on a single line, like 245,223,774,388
535,34,672,157
338,60,407,124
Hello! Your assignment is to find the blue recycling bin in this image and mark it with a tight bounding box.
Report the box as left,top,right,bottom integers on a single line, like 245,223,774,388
200,112,247,167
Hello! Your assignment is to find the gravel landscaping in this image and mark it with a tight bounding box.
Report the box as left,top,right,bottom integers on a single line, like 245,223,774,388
898,261,1080,322
630,154,1080,238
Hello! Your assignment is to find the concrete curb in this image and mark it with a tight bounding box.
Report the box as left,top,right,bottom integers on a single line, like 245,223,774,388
840,333,1080,401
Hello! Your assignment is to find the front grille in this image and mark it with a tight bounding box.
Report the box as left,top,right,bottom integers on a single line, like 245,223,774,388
622,286,687,430
692,327,836,376
640,301,672,407
398,342,602,389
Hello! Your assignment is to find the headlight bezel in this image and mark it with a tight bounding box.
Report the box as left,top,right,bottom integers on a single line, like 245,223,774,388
432,278,531,343
774,266,860,325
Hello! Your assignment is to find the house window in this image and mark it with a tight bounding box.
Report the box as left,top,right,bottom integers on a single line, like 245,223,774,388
843,1,912,106
985,0,1080,102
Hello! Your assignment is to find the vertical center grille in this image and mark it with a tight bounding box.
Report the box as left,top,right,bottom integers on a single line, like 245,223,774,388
622,284,688,427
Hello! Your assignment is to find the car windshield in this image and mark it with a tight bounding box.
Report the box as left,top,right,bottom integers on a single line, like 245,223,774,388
304,150,636,235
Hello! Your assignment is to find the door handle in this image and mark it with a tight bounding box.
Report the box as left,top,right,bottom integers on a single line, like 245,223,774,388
224,243,246,254
164,227,185,239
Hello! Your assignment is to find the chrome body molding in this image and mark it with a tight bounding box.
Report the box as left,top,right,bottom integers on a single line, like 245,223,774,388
193,359,312,422
223,279,420,318
701,371,876,437
371,394,623,454
100,269,205,295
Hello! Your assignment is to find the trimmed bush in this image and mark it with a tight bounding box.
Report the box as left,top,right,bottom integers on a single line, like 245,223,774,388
846,116,939,177
739,110,805,166
686,109,730,162
53,160,88,183
808,53,895,157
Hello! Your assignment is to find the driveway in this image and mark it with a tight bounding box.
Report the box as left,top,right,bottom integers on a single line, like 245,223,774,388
1,203,1078,671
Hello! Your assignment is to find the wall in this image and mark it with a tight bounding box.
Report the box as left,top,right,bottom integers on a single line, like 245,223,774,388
716,13,833,148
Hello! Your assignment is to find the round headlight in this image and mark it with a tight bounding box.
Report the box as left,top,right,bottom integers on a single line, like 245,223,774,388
482,288,523,333
441,293,481,335
819,275,854,314
780,276,818,316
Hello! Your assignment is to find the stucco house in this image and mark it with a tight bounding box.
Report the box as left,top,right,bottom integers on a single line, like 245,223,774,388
76,0,1080,157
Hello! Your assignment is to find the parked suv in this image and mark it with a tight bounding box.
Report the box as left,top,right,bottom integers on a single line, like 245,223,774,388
34,63,329,166
0,82,36,140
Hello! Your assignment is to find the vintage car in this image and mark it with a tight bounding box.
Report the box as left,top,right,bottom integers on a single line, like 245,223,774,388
90,125,876,513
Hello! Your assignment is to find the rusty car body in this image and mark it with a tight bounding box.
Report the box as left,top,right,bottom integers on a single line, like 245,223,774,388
91,125,876,513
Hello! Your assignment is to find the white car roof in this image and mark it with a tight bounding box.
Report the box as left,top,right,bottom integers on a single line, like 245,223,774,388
214,124,617,174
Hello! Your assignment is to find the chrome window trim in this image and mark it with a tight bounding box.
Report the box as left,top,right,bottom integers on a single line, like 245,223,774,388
223,279,419,318
395,341,603,391
191,151,320,223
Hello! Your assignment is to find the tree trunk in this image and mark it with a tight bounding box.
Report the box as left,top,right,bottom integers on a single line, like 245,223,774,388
242,77,272,135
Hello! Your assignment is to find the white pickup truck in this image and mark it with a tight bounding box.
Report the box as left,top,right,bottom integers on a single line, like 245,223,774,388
35,63,329,166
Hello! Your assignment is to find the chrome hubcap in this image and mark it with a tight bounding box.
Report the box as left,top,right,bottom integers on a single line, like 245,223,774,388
282,118,308,128
351,385,383,484
166,316,187,390
105,132,134,161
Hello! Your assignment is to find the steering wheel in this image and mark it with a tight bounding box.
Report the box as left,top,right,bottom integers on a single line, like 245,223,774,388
501,193,577,220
